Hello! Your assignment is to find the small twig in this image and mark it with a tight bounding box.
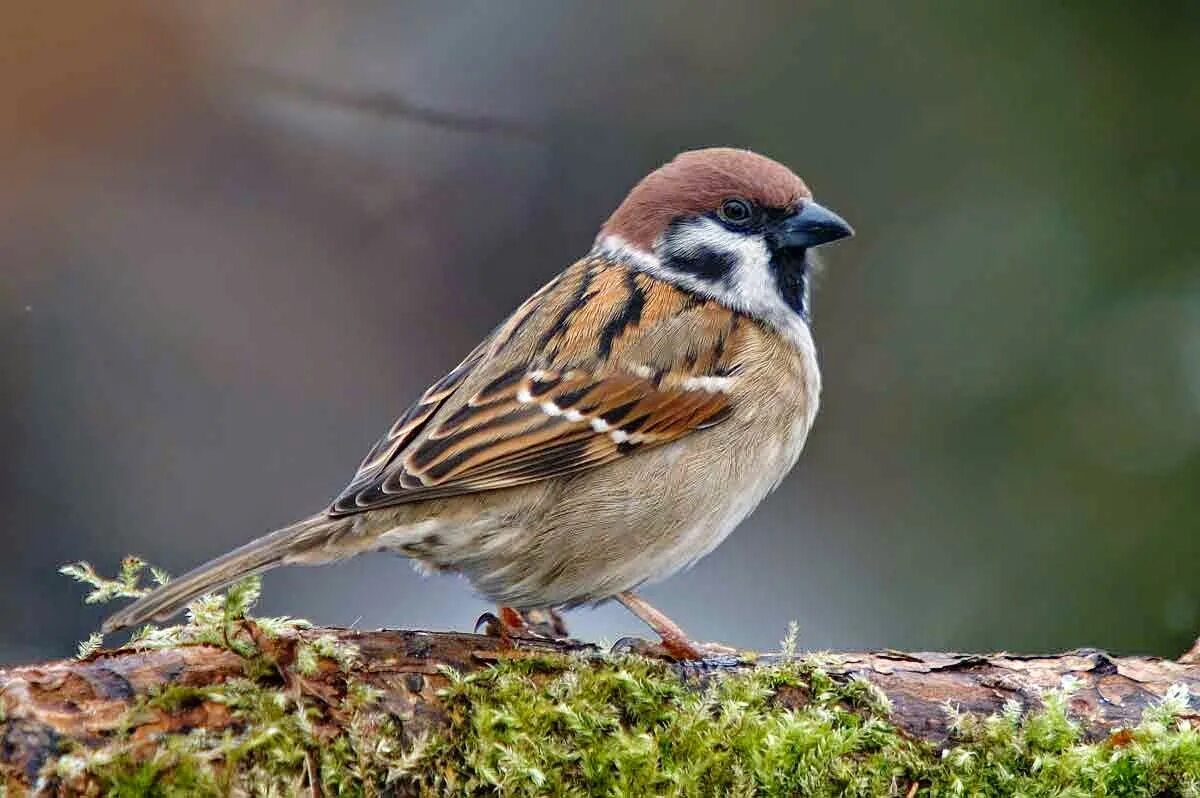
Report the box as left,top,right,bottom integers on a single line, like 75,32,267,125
305,747,323,798
236,65,543,140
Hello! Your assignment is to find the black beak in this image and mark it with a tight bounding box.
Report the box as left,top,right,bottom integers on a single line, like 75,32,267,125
777,201,854,249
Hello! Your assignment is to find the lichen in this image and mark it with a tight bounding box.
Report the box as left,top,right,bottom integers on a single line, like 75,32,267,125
44,560,1200,796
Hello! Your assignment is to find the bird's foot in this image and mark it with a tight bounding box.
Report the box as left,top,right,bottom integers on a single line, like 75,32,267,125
474,607,526,647
475,606,571,643
520,607,571,639
610,635,739,662
612,590,741,661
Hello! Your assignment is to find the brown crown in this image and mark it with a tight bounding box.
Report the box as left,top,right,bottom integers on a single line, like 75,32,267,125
600,148,811,251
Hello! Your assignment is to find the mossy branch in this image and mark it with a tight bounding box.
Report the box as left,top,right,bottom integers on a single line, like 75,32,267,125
2,563,1199,795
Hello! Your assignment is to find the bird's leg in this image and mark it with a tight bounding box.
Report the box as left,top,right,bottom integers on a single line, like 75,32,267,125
615,591,734,661
616,591,700,659
497,606,529,636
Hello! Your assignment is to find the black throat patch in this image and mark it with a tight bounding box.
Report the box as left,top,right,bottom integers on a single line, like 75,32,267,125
769,247,811,321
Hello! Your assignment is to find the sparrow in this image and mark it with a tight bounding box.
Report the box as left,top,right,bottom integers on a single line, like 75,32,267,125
102,148,853,659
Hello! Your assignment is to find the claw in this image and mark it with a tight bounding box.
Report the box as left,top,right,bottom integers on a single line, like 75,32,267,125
474,612,503,637
476,607,541,646
610,636,657,656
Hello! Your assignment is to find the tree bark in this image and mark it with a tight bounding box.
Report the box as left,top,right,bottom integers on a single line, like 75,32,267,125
2,628,1197,794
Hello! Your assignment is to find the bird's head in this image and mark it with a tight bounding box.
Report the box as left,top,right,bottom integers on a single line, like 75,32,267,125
595,148,852,327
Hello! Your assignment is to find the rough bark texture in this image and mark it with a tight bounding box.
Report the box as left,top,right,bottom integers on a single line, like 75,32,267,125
1,628,1198,794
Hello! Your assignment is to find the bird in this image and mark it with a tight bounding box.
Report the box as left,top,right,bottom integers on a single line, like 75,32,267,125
102,148,853,659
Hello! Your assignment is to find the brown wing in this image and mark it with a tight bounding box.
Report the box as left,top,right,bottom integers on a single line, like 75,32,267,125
329,258,745,515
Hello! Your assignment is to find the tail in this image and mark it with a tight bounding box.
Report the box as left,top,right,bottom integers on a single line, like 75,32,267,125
101,513,348,633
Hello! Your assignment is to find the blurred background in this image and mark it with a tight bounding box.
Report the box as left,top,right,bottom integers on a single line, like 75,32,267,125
4,1,1200,665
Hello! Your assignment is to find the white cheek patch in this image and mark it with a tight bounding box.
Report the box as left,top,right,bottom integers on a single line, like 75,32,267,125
663,216,769,281
667,219,777,312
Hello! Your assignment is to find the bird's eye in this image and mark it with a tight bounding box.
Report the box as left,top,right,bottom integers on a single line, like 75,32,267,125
718,198,754,226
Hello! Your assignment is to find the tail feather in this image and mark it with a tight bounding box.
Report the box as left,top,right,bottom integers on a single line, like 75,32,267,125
101,514,344,633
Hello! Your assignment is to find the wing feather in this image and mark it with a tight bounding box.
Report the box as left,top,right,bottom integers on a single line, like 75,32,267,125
328,260,744,516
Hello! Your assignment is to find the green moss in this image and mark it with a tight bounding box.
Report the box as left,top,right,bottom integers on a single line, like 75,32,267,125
88,748,220,798
409,657,1200,797
412,655,909,796
53,651,1200,797
54,560,1200,796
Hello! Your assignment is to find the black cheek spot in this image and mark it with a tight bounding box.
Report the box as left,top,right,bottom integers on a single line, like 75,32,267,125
663,245,737,283
662,218,737,284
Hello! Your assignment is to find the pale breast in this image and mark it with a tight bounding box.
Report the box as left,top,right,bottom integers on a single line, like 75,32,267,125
627,323,819,586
